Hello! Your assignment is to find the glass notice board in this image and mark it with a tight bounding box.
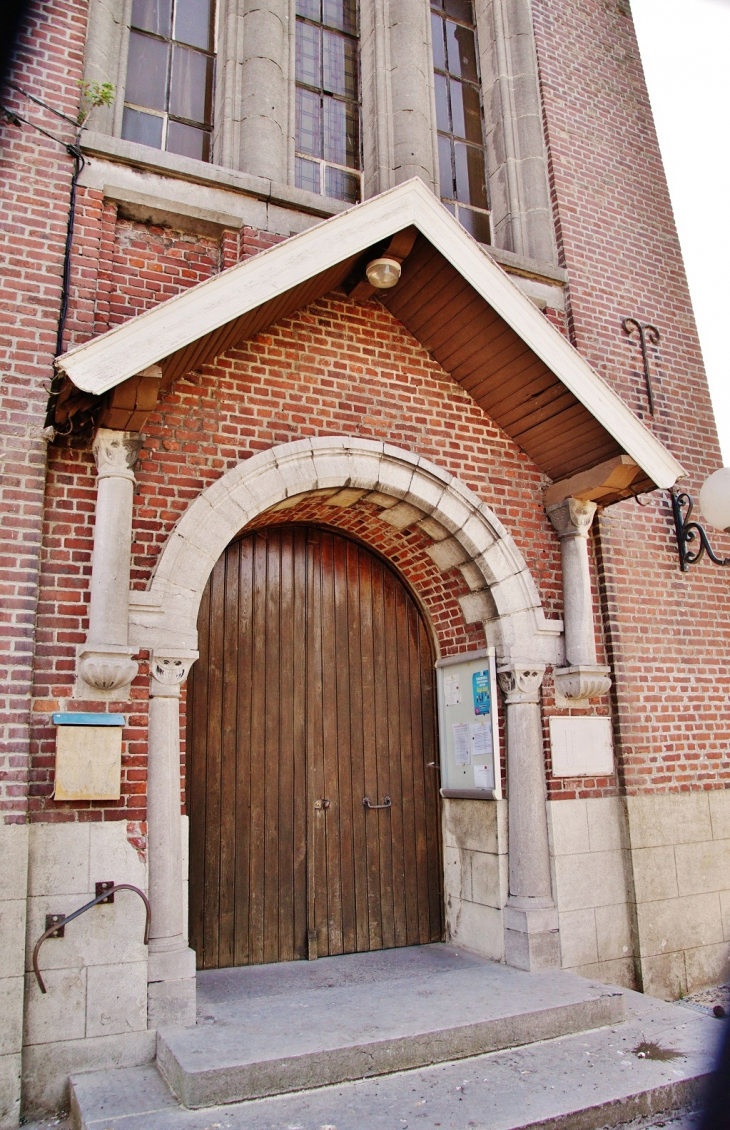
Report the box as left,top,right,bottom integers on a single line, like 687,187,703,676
435,647,501,799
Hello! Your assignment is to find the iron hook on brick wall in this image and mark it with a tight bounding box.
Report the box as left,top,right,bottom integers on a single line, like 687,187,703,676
622,317,660,415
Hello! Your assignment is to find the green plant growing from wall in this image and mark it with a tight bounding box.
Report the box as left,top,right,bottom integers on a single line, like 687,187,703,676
76,80,115,129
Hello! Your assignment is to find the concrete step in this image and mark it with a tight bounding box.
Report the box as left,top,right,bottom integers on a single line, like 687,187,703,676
69,987,717,1130
156,945,625,1107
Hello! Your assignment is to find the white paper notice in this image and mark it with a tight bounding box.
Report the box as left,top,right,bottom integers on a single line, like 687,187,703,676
470,723,493,759
444,674,461,706
473,763,494,790
452,722,470,765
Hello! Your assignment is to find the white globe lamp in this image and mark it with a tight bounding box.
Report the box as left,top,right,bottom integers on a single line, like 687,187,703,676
365,257,402,289
699,467,730,533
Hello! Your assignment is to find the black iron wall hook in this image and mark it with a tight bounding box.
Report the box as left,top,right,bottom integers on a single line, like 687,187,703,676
623,317,660,415
670,490,730,572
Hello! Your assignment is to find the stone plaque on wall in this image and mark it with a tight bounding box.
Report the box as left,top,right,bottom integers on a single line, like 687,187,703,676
53,713,124,800
549,716,614,778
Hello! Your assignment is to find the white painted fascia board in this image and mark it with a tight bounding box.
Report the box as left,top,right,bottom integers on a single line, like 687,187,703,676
56,177,684,489
56,185,420,394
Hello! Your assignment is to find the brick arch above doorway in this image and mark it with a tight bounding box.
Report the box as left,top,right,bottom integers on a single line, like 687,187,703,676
129,436,564,666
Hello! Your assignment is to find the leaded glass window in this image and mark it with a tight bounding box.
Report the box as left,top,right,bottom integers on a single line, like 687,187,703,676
431,0,490,242
122,0,216,162
295,0,361,203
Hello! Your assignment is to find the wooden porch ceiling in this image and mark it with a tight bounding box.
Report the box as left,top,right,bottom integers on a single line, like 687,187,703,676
54,178,681,502
152,232,648,501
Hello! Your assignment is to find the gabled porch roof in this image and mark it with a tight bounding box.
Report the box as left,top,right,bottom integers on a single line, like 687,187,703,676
55,178,684,502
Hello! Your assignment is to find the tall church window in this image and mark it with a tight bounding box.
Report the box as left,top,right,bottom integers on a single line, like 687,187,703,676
121,0,216,162
295,0,361,203
431,0,490,242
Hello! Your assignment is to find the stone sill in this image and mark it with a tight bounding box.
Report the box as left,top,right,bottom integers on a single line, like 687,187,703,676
80,132,568,290
80,131,352,221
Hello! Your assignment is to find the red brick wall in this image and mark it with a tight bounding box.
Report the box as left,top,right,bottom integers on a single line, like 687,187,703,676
10,0,730,836
534,0,730,795
32,292,608,820
0,0,88,823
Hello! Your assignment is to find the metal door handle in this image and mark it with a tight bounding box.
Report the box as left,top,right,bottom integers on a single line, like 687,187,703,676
363,796,391,810
314,798,330,810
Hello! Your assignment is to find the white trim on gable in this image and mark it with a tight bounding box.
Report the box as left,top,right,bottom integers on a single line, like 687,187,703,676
55,178,684,491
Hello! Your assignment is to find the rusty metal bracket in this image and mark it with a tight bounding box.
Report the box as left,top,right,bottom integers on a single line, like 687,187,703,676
33,884,151,994
363,796,392,810
95,880,114,903
45,914,65,938
622,317,660,415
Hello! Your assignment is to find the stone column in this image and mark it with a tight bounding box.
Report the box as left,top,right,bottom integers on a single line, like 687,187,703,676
77,429,142,700
147,652,198,1029
497,662,560,970
476,0,558,263
361,0,396,198
235,0,291,183
388,0,439,191
546,497,611,705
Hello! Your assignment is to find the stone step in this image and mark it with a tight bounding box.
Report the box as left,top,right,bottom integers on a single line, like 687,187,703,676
69,987,715,1130
155,946,626,1107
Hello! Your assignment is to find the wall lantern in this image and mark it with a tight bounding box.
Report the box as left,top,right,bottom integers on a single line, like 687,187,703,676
671,467,730,571
365,257,402,289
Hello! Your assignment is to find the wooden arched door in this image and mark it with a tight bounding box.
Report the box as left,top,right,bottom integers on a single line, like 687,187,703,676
187,525,443,969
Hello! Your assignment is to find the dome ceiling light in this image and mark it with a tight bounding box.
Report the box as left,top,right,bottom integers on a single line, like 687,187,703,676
365,256,402,289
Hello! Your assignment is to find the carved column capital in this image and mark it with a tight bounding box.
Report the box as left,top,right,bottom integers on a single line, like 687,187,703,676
149,651,198,698
77,644,138,696
546,497,597,539
554,664,612,706
497,662,546,705
93,428,143,481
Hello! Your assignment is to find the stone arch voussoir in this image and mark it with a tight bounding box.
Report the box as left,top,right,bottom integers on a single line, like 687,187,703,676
130,437,563,664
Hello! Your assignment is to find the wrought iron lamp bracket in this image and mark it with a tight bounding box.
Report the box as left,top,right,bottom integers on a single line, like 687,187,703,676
671,489,730,572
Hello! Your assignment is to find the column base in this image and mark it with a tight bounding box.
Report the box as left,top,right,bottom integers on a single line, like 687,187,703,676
503,900,560,971
148,946,197,1028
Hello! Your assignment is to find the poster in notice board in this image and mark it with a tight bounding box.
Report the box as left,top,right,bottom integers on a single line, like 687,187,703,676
435,648,501,799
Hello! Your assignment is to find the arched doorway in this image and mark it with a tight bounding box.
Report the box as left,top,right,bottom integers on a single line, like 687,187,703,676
187,524,444,969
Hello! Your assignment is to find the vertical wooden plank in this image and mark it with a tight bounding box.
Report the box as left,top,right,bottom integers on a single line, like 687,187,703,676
395,582,419,947
248,533,268,966
419,619,443,942
384,560,406,949
292,528,309,960
187,578,210,968
376,562,397,950
234,535,254,966
320,531,343,956
263,531,281,964
202,553,226,968
334,534,356,954
306,529,326,958
407,597,431,944
363,550,383,949
347,539,369,954
278,528,296,961
218,542,239,967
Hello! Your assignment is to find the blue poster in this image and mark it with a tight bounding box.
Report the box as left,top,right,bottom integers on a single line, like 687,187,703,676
472,669,491,716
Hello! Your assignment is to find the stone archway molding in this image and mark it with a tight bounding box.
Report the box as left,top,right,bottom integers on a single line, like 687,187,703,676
130,439,567,1014
129,436,563,665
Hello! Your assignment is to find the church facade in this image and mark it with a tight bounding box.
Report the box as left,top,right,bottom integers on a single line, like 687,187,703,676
1,0,729,1123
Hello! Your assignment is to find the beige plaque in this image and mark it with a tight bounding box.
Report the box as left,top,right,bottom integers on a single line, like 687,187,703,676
55,726,122,800
549,716,614,778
